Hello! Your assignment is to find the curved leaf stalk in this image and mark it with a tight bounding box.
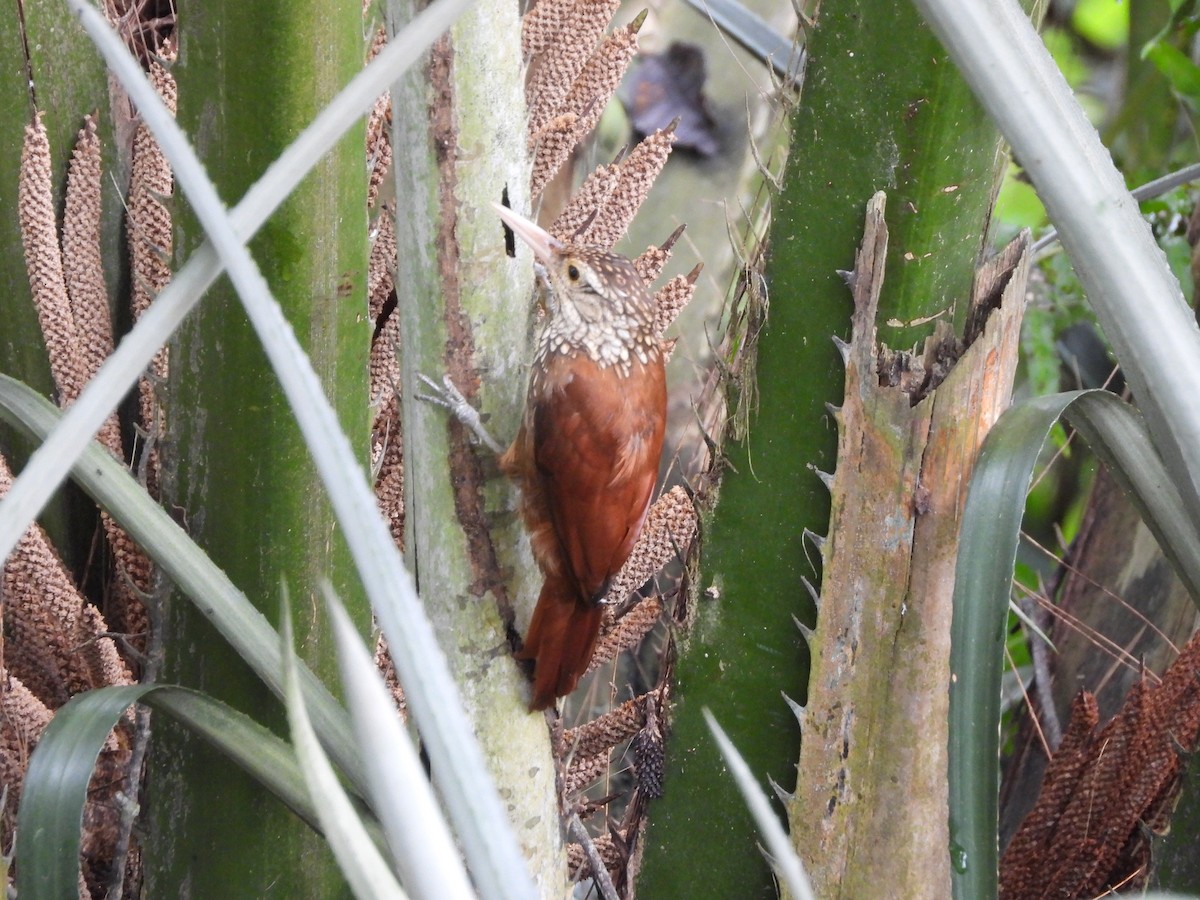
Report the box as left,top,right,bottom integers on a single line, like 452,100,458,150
17,685,323,900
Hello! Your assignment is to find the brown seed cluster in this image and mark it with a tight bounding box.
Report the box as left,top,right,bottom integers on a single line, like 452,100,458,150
550,123,678,251
633,224,685,284
561,689,664,801
526,0,622,138
526,0,645,197
20,115,86,402
366,25,393,210
62,117,115,391
129,47,177,490
566,832,623,881
653,263,702,345
369,212,404,551
365,21,407,720
20,113,160,656
604,486,697,604
0,454,134,877
8,8,180,886
364,24,405,565
590,595,663,673
1000,631,1200,898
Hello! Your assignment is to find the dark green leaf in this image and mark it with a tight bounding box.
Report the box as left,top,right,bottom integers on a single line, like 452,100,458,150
949,389,1200,899
16,685,319,899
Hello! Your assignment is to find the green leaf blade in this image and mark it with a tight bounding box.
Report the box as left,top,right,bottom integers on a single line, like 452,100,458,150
950,389,1200,898
17,684,323,898
17,686,150,900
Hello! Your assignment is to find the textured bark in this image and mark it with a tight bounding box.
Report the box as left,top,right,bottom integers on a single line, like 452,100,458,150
789,194,1027,897
388,0,570,888
145,2,370,895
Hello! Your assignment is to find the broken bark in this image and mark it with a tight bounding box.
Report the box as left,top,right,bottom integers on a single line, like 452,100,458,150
788,192,1028,897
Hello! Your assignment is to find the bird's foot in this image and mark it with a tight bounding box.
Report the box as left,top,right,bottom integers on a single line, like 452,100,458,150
416,373,505,454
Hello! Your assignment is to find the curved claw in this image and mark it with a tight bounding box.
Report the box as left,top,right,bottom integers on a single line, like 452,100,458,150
415,372,505,455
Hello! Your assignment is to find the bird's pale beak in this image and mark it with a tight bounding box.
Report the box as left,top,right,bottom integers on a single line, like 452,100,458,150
492,202,564,268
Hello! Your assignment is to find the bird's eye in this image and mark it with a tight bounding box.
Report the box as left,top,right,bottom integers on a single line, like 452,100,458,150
566,264,581,281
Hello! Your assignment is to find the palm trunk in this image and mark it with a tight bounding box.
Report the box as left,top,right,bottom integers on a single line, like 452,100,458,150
143,2,370,894
639,0,1031,894
386,0,570,888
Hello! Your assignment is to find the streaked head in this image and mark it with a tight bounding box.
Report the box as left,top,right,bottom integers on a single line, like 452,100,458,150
492,203,652,323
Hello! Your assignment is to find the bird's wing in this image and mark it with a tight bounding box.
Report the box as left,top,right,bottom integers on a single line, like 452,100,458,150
533,354,667,601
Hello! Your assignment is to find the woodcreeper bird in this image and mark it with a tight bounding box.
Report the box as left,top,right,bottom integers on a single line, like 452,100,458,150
420,203,667,710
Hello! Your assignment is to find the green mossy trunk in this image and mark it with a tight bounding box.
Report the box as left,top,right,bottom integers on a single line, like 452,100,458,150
144,2,370,895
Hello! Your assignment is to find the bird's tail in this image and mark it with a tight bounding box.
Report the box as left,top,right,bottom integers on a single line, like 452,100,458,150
518,573,604,710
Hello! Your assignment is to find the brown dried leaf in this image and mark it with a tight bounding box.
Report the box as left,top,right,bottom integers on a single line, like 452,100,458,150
623,42,719,156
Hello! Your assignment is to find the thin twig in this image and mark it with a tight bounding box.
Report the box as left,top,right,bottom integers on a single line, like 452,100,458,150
567,814,619,900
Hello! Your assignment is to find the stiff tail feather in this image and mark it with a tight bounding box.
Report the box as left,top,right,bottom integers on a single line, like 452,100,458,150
518,573,604,710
